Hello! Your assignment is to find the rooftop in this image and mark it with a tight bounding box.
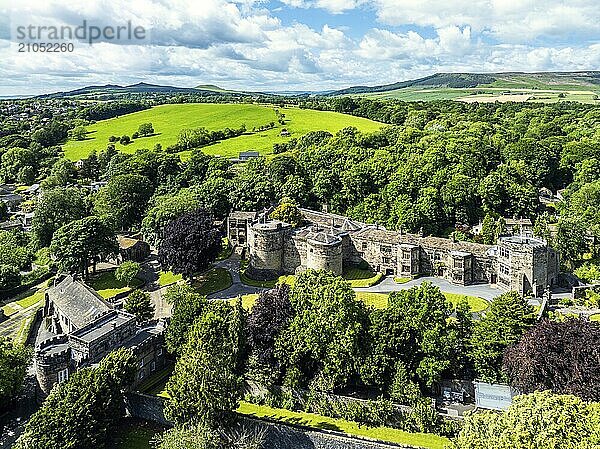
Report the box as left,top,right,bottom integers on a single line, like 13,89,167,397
47,275,111,330
70,310,135,343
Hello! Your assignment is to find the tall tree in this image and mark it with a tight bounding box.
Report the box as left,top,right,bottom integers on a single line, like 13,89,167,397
164,284,208,355
0,337,31,404
165,301,244,427
470,291,534,383
362,282,455,391
124,290,154,323
31,187,88,248
503,319,600,402
158,209,221,279
50,216,118,278
275,270,369,392
245,284,293,383
94,173,153,230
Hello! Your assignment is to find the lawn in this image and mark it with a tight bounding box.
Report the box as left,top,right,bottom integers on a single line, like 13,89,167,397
355,291,389,309
590,314,600,322
157,271,182,287
193,267,232,295
91,271,143,299
343,267,383,288
237,401,449,449
443,292,489,313
63,103,383,160
394,277,411,284
16,290,45,308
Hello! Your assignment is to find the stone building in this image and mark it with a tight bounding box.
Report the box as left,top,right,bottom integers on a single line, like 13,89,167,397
117,235,151,263
35,275,166,396
228,208,559,296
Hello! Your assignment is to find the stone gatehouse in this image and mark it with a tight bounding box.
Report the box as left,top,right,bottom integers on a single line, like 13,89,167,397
228,208,559,297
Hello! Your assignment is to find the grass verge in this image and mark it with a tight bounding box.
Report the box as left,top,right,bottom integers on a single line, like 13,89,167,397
237,401,449,449
343,267,383,288
158,271,182,287
443,293,489,313
193,267,232,295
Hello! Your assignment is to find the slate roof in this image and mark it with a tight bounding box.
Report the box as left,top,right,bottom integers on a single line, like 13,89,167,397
47,275,111,330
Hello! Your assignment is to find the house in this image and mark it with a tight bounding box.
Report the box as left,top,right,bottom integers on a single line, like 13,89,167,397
117,235,151,263
239,151,260,161
35,275,166,396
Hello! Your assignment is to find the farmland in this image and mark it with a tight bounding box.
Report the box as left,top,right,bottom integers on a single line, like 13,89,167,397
63,103,383,160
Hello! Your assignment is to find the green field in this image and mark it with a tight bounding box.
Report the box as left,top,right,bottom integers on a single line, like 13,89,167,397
157,271,182,287
237,401,449,449
343,267,383,288
63,103,383,160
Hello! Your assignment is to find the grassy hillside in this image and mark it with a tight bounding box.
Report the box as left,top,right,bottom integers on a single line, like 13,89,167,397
63,103,383,160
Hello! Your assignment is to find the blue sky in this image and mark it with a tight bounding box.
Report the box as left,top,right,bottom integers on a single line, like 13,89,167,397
1,0,600,96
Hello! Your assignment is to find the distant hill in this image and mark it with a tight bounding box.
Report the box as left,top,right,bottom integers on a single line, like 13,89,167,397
331,71,600,94
329,71,600,104
37,82,247,99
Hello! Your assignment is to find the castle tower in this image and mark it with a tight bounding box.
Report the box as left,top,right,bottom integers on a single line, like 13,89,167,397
305,230,343,275
248,220,292,278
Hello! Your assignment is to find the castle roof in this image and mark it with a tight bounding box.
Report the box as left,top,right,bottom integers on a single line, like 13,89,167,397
47,275,111,330
306,230,342,245
70,310,134,343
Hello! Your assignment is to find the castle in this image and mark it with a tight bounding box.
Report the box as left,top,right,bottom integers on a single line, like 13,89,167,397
35,275,166,396
228,208,560,297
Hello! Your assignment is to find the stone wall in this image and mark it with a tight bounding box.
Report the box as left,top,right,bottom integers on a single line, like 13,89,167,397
306,240,343,275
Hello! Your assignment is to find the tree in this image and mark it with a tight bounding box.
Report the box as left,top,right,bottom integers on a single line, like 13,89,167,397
453,391,600,449
0,264,21,290
71,125,87,141
164,284,208,355
553,217,587,269
470,291,534,383
165,301,244,427
94,174,153,231
137,122,154,136
158,209,221,279
156,421,265,449
362,282,455,392
32,187,88,248
0,337,31,404
119,135,131,145
124,290,154,322
503,319,600,402
50,216,118,278
275,270,369,391
115,261,141,287
269,198,304,227
15,348,136,449
142,188,202,246
245,284,293,382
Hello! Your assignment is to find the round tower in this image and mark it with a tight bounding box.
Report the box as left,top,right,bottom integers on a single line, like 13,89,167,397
35,335,71,397
248,221,291,278
306,231,343,275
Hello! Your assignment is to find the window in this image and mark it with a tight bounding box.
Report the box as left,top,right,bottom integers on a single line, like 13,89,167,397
381,245,392,253
151,361,156,372
138,370,145,380
500,247,510,259
57,368,69,384
402,251,410,260
157,348,163,356
402,265,410,273
454,258,463,269
139,359,144,368
361,242,367,250
500,264,510,276
382,257,391,264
